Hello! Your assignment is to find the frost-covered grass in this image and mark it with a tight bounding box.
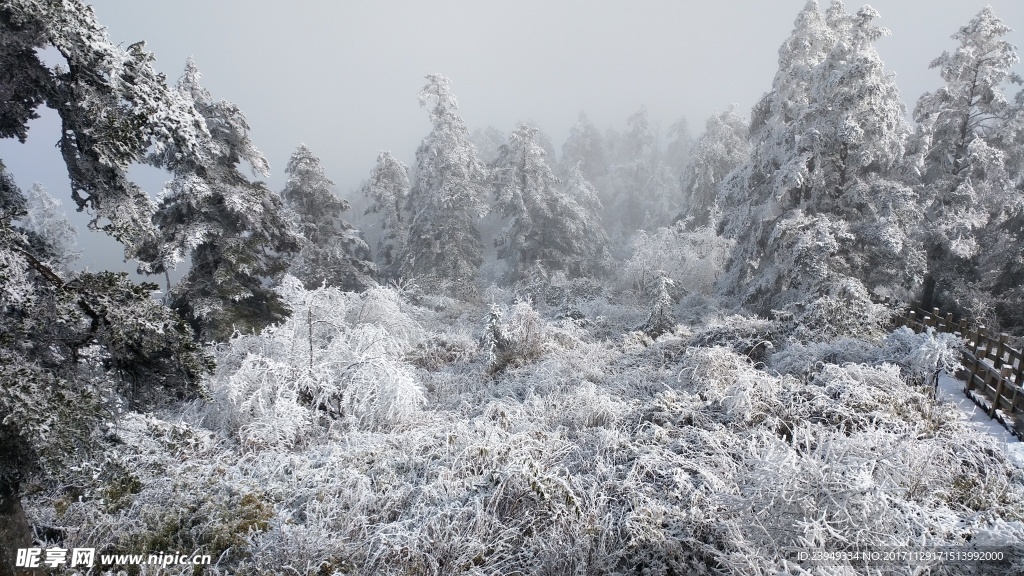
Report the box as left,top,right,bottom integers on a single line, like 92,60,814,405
31,280,1024,575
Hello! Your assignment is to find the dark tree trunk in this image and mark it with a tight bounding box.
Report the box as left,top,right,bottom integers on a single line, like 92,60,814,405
0,424,35,576
920,273,936,312
0,477,34,576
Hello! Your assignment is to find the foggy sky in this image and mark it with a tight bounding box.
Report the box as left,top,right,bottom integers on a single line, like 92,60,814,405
2,0,1024,277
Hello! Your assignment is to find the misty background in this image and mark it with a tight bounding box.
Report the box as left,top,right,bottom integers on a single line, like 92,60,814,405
2,0,1023,277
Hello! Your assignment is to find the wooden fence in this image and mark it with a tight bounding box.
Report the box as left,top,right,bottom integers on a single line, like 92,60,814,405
893,306,1023,439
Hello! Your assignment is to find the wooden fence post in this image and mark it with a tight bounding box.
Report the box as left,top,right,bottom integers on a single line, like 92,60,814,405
991,367,1013,416
988,370,1001,417
1009,375,1021,414
983,330,996,362
976,326,987,353
995,333,1009,369
958,319,968,339
966,349,983,392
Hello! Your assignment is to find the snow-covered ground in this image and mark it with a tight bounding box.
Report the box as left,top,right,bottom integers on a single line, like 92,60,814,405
937,372,1024,469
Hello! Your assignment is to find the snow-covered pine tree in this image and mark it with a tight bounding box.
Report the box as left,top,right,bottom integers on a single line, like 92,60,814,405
147,59,301,341
362,151,411,279
622,105,658,164
910,6,1022,315
470,126,508,164
0,4,211,565
0,161,211,570
491,125,560,279
677,106,750,231
559,112,608,185
562,165,612,276
18,183,79,275
640,272,677,339
985,86,1024,330
601,106,678,234
664,117,694,177
0,0,208,263
716,0,835,235
401,74,488,286
718,1,922,330
530,125,559,164
283,144,375,292
490,125,609,281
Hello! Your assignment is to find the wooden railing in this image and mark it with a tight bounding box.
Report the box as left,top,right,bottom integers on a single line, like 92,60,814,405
893,306,1023,439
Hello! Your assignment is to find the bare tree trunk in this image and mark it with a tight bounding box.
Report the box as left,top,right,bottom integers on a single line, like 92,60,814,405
0,478,34,576
920,273,936,311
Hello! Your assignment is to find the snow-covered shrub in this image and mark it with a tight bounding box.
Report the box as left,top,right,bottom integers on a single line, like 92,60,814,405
674,292,722,326
484,298,578,374
639,272,678,339
771,326,962,387
411,272,481,301
724,423,980,569
509,265,605,320
682,345,784,422
689,314,778,366
227,353,314,450
768,337,880,378
480,282,514,306
780,277,893,342
674,346,1024,573
620,329,654,353
407,329,480,371
36,275,1024,576
42,318,1024,576
205,277,426,444
56,413,276,570
879,326,962,385
572,292,649,340
621,222,732,298
560,381,625,429
349,285,425,345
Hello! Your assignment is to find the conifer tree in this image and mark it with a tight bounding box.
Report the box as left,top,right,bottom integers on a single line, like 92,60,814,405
362,151,411,279
664,117,694,176
147,59,300,341
19,183,79,275
0,0,208,262
559,112,608,184
283,144,374,292
602,106,678,234
718,1,922,327
677,106,750,231
490,125,609,280
531,126,559,164
984,86,1024,330
911,6,1022,313
0,3,213,563
402,74,488,285
0,161,210,570
562,165,612,276
470,126,508,164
